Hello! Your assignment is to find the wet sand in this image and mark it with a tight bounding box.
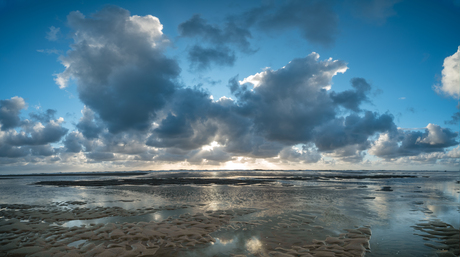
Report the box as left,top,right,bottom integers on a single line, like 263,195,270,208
0,202,372,257
0,170,459,256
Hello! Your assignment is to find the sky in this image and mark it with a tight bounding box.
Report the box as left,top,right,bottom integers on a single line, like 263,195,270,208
0,0,459,173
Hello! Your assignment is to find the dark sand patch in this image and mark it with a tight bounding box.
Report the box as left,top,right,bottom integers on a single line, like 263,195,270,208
33,174,418,187
0,172,148,177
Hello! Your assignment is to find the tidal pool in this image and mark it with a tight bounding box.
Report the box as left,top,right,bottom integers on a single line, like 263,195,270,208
0,170,458,256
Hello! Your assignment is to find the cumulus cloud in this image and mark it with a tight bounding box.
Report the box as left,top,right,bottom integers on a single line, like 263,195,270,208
231,53,348,144
0,96,27,131
0,98,67,161
369,124,458,159
63,131,85,153
5,119,68,146
434,46,460,99
330,78,372,112
314,111,396,152
75,106,104,139
55,6,180,133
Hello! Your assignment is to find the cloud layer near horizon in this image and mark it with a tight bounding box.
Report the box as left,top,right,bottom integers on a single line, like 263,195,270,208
0,6,458,172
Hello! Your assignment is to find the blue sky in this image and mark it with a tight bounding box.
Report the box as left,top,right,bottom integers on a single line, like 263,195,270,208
0,0,459,173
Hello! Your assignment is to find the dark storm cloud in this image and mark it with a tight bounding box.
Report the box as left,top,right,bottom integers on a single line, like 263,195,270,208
370,124,459,159
188,45,236,71
0,97,27,131
330,78,371,112
56,6,180,134
240,0,338,46
445,111,460,125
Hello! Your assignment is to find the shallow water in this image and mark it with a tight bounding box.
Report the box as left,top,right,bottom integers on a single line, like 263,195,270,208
0,170,459,256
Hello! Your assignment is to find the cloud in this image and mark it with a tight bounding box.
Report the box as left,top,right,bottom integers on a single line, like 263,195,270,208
406,107,415,113
55,6,180,133
0,97,27,131
231,53,348,144
445,111,460,125
147,87,219,150
178,14,253,53
240,0,338,46
348,0,402,24
330,77,372,112
314,111,397,152
45,26,60,41
39,6,456,170
434,46,460,99
178,14,253,69
447,145,460,158
178,0,340,70
29,109,57,123
75,106,104,139
86,152,114,161
5,118,68,146
0,98,67,161
63,131,85,153
187,45,236,71
369,124,458,159
278,145,321,163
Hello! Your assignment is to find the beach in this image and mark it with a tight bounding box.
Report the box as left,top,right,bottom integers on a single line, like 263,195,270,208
0,170,459,257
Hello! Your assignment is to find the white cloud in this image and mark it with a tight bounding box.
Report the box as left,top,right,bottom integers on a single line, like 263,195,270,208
417,123,452,145
434,46,460,99
368,133,399,157
240,70,268,88
447,145,460,158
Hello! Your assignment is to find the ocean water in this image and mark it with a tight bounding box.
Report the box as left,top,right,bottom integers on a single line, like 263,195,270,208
0,170,459,256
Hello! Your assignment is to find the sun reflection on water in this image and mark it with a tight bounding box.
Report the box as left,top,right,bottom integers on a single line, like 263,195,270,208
246,236,263,254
